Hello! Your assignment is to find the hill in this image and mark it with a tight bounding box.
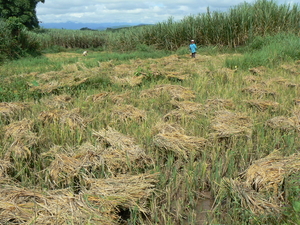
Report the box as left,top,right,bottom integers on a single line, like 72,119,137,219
40,21,144,30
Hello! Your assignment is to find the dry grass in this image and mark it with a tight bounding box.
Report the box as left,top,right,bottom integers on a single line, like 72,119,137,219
38,108,86,129
86,91,110,102
111,104,147,122
205,98,236,111
93,127,153,174
40,94,73,109
111,75,145,87
209,110,253,139
244,99,279,111
265,116,297,131
140,84,196,100
84,173,159,213
163,100,206,121
3,119,38,159
154,132,207,159
0,102,32,120
216,151,300,215
0,160,11,178
242,85,276,98
241,150,300,194
0,185,118,224
28,63,97,93
152,121,186,135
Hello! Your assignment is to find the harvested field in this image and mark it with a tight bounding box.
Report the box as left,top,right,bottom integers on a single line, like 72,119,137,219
1,45,300,224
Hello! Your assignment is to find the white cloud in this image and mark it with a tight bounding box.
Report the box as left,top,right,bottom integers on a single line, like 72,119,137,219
36,0,298,24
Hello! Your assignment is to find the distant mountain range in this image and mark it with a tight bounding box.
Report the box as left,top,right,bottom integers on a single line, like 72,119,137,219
40,21,149,30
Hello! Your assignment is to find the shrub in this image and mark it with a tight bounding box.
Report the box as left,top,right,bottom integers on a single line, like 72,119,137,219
0,19,41,63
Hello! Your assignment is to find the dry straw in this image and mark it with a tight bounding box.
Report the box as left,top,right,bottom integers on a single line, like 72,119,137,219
244,99,279,111
165,71,191,81
42,144,104,187
93,127,153,174
0,185,121,224
111,104,147,122
86,91,110,102
111,75,145,87
164,100,206,121
216,151,300,215
243,75,263,83
153,122,208,159
3,119,38,159
265,116,297,131
280,63,300,75
40,94,73,109
0,160,11,178
152,121,186,135
241,150,300,194
205,98,236,111
28,63,94,93
248,66,267,75
38,108,86,130
84,173,159,213
0,102,32,120
170,100,205,113
140,84,196,100
209,110,253,140
242,85,276,98
154,132,207,159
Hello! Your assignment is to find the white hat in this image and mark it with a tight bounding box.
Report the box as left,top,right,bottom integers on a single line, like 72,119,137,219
191,40,194,42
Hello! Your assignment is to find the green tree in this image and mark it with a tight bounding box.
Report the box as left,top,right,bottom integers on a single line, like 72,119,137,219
0,0,45,29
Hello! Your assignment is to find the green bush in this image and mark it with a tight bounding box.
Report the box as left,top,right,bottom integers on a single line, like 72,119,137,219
0,19,41,63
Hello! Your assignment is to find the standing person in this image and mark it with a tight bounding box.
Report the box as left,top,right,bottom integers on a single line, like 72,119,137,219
189,40,197,58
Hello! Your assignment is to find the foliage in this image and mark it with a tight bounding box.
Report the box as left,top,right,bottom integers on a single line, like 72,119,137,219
0,0,45,29
225,33,300,69
0,19,41,63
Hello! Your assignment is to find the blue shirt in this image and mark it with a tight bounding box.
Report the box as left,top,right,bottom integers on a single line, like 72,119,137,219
189,43,197,53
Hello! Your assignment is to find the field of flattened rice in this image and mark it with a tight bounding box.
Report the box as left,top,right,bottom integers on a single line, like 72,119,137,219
1,51,300,224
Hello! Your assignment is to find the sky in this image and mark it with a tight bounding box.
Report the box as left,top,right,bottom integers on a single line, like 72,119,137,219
36,0,299,25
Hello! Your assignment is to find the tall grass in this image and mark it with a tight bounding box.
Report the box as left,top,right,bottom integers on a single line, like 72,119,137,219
225,33,300,69
24,0,300,52
27,28,107,49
